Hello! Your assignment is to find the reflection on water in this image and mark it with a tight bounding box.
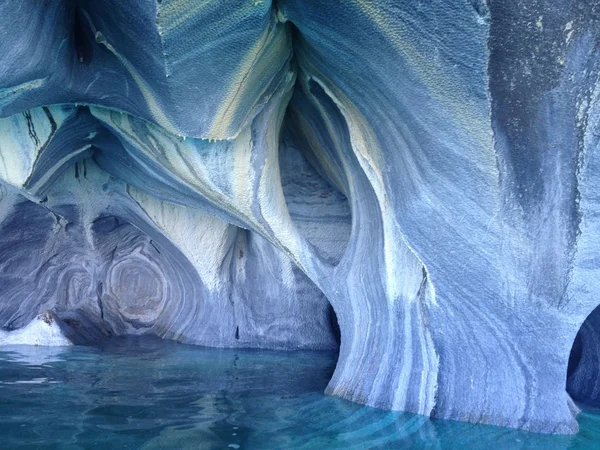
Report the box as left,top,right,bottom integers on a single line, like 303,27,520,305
1,345,69,366
0,337,597,449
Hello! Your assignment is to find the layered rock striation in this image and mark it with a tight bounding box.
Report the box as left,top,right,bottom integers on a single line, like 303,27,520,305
0,0,598,434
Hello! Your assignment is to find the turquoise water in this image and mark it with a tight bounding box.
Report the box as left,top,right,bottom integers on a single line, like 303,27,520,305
0,337,598,449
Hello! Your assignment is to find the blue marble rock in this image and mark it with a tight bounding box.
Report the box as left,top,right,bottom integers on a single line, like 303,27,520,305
0,0,598,435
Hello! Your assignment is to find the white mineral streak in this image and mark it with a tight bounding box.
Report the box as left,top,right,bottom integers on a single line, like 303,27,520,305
207,16,291,140
129,186,234,292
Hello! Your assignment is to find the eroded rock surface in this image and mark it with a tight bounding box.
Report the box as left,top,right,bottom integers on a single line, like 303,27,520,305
0,0,598,434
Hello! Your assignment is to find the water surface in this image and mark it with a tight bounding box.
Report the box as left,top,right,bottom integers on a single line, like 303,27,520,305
0,337,597,449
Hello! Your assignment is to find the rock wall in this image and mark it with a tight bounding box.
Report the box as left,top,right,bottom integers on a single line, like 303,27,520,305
0,0,599,434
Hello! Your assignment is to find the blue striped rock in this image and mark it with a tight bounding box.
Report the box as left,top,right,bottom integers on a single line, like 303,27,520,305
0,0,599,434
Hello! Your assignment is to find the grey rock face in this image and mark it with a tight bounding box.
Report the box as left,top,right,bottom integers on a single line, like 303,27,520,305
0,0,598,434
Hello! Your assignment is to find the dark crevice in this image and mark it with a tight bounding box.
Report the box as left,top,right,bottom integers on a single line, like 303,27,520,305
567,304,600,405
73,4,94,65
150,240,162,254
23,110,40,147
328,305,341,346
96,281,104,320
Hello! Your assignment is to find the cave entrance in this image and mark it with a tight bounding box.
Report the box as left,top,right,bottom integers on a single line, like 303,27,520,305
567,304,600,405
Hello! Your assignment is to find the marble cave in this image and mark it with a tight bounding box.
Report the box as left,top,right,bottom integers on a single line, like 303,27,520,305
0,0,599,446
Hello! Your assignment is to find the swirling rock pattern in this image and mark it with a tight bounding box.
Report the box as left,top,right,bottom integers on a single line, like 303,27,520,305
0,0,598,434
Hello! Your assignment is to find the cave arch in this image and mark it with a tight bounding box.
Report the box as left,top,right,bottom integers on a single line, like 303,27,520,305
0,154,343,352
567,304,600,405
279,124,352,267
